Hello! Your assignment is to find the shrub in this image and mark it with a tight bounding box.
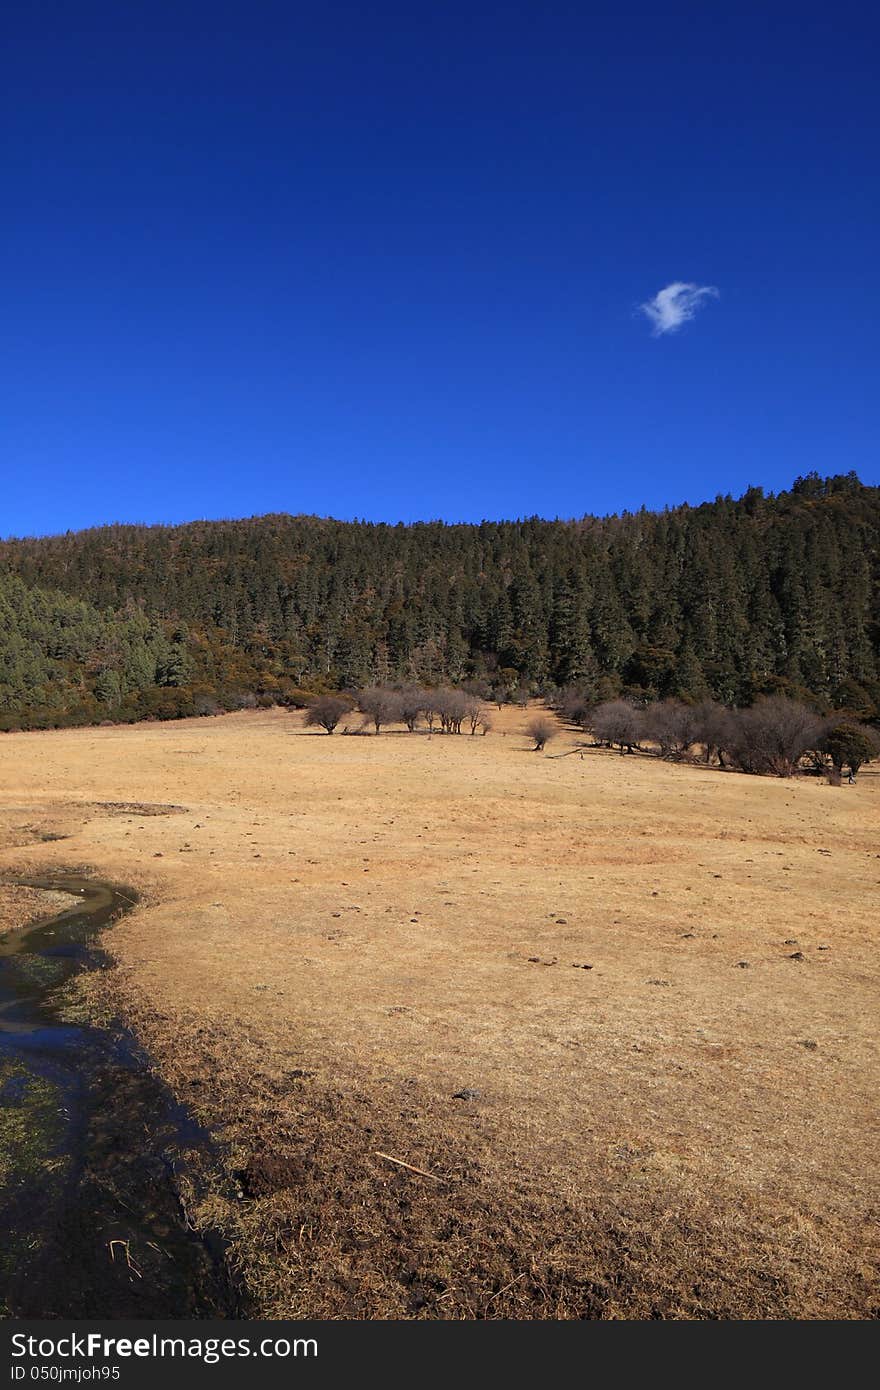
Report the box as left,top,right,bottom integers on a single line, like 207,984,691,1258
356,686,402,734
434,688,469,734
396,686,425,732
556,687,592,729
689,699,735,765
727,696,827,777
305,694,354,734
525,715,556,751
821,721,879,779
590,699,643,753
465,696,487,735
643,700,698,759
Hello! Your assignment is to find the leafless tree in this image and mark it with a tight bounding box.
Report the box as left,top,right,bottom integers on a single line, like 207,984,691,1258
526,714,556,751
357,686,402,734
462,678,491,701
590,699,643,753
556,687,592,730
689,699,735,766
422,691,440,734
396,686,425,732
305,694,353,734
435,687,469,734
465,695,486,735
643,699,698,759
727,696,827,777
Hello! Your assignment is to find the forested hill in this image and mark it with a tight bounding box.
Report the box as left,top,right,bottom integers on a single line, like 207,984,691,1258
1,472,878,728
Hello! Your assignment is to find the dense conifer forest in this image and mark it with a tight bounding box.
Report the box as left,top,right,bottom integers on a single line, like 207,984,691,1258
1,472,878,729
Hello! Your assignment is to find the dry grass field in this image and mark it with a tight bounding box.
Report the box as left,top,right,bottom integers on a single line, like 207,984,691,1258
1,706,877,1318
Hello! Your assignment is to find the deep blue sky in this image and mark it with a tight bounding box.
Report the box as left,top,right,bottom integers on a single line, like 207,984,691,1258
4,1,878,535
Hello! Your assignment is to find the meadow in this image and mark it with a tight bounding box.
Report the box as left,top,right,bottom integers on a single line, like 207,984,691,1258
1,706,877,1317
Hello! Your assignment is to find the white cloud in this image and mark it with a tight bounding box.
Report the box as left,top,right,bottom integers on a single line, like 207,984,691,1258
639,281,719,336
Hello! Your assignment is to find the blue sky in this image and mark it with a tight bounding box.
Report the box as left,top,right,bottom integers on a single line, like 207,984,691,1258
4,1,878,534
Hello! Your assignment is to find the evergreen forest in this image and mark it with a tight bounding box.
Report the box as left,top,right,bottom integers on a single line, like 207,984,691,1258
1,472,877,730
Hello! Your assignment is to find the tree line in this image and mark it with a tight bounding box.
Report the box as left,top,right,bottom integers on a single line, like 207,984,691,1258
305,684,876,780
305,685,494,735
556,693,878,779
0,472,878,729
306,684,877,780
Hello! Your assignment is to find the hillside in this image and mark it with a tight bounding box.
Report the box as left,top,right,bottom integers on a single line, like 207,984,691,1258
1,472,878,727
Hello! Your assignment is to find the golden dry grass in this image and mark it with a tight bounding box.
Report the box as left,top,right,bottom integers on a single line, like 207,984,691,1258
1,706,877,1317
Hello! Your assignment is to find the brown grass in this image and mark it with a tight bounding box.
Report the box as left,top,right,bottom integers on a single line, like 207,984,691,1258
1,706,877,1317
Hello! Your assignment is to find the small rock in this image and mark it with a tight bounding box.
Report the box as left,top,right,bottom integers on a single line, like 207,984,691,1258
571,963,594,970
788,951,805,961
800,1039,818,1050
453,1088,481,1100
783,938,798,945
735,961,750,968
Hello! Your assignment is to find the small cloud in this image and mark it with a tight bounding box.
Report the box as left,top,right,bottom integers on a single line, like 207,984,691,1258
639,281,719,336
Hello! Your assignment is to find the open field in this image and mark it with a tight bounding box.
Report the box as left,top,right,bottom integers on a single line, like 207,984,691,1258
1,706,878,1318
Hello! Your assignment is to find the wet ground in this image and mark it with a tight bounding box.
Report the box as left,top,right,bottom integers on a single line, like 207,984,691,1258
0,877,238,1318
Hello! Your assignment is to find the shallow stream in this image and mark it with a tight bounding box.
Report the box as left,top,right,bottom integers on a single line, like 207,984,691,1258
0,876,237,1317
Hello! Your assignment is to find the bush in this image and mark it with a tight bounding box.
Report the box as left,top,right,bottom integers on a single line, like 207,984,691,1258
643,700,697,759
525,715,556,751
590,699,643,753
434,688,469,734
821,721,879,779
689,700,735,765
556,687,592,729
727,696,827,777
356,686,402,734
305,694,354,734
396,686,425,732
277,685,320,709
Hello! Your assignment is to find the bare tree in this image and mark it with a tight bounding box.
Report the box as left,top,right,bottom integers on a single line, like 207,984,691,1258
526,714,556,751
435,687,469,734
727,696,827,777
690,699,735,766
422,691,440,734
590,699,643,753
305,694,352,734
643,699,698,760
464,695,486,735
357,686,402,734
556,687,592,730
462,678,491,701
478,711,493,735
396,686,425,732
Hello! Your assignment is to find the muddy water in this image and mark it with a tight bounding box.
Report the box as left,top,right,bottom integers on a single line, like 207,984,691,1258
0,877,238,1318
